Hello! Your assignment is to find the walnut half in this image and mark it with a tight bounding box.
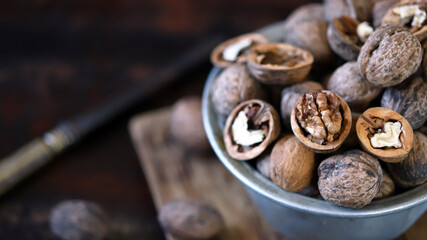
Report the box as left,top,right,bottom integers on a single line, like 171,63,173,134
291,90,352,153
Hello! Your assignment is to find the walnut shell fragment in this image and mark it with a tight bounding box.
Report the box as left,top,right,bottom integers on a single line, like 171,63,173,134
356,107,414,162
357,25,422,87
158,198,224,240
224,99,280,160
387,131,427,187
374,170,396,200
281,81,324,129
327,62,381,110
327,16,363,61
210,33,268,67
381,77,427,130
246,43,313,85
210,64,265,120
291,90,352,153
318,149,382,208
382,0,427,41
270,135,316,192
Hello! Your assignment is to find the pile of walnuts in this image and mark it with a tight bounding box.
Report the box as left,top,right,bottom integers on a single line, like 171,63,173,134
209,0,427,209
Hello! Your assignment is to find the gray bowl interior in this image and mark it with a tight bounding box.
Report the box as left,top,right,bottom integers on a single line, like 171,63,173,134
201,21,427,218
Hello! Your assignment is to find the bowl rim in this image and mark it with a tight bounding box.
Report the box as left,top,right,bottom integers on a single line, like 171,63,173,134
202,21,427,218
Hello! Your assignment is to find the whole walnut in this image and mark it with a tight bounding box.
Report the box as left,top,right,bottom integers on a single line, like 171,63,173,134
170,96,209,152
318,149,383,208
388,131,427,188
280,81,324,129
210,64,264,120
283,3,325,32
270,135,316,192
158,198,224,240
358,25,422,87
381,77,427,129
283,19,336,70
374,170,395,200
327,62,381,111
49,200,110,240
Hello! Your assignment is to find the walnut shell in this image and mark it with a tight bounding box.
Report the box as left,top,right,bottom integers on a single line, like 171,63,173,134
381,0,427,42
224,99,281,161
210,33,268,67
158,199,224,240
283,19,336,70
327,61,381,110
280,81,324,129
291,90,352,153
170,96,209,152
374,170,396,200
358,25,422,87
210,64,265,120
372,0,400,28
324,0,374,23
270,135,316,192
283,3,325,32
49,200,110,240
356,107,414,162
246,43,313,85
318,149,383,208
327,16,362,61
387,131,427,187
381,77,427,129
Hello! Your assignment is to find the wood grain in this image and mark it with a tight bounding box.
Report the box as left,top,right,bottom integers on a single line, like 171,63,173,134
129,108,427,240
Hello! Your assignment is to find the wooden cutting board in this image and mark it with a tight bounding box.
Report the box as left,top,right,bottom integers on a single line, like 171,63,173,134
128,107,427,240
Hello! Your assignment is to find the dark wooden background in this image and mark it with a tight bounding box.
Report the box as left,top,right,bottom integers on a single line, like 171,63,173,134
0,0,319,239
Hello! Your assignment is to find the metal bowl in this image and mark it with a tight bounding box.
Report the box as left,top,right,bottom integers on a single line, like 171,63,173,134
202,21,427,240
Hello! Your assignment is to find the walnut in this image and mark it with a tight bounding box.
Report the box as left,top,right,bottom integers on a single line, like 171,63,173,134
381,77,427,130
270,135,316,192
323,0,375,23
210,33,268,67
224,99,280,160
49,200,110,240
170,96,209,152
291,90,352,153
373,0,400,28
358,25,423,87
283,19,336,70
382,0,427,41
210,64,265,120
387,131,427,187
158,198,224,240
327,61,381,111
326,16,364,61
280,81,324,129
374,170,396,200
318,149,383,208
356,107,414,162
246,43,314,85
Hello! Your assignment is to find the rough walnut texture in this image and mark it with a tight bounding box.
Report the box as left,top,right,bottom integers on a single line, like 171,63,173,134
318,149,383,208
381,77,427,130
211,64,264,120
170,96,209,152
296,90,342,144
49,200,110,240
388,131,427,187
158,199,224,240
358,25,422,87
270,135,315,192
374,170,395,200
280,81,324,129
284,19,336,70
327,62,381,108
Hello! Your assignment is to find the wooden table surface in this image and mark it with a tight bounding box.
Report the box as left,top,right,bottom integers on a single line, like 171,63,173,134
0,0,320,238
